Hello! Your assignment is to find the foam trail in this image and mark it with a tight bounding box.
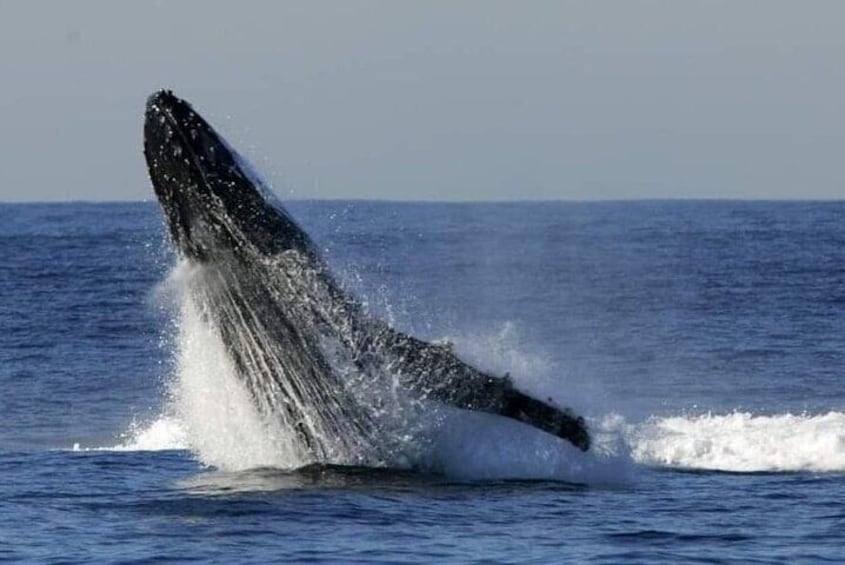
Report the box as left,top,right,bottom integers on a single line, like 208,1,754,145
629,411,845,473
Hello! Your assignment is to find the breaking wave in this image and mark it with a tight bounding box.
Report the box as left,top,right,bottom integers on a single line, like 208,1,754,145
628,410,845,473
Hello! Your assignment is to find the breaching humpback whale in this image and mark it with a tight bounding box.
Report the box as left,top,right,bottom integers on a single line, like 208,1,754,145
143,90,590,463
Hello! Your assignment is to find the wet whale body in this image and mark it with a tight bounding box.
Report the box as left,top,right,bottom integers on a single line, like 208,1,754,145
143,90,590,463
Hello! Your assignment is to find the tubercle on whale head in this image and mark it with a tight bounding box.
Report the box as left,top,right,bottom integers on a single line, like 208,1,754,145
143,89,314,262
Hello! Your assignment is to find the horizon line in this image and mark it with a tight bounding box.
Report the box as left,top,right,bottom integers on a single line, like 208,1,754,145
2,196,845,206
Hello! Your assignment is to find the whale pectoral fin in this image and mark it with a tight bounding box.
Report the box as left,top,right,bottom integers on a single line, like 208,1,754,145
501,389,590,452
374,328,509,408
375,326,590,451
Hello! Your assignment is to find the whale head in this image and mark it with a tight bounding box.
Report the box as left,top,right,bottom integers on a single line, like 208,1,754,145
143,90,312,261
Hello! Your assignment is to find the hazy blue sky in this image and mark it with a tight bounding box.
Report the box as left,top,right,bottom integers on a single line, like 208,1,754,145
1,1,844,201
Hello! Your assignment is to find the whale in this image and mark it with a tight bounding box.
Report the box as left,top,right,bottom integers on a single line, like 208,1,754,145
143,90,590,463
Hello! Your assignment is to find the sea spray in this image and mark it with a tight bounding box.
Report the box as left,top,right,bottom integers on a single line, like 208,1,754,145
158,261,427,470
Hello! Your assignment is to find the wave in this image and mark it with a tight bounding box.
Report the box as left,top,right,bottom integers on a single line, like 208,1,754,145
628,410,845,473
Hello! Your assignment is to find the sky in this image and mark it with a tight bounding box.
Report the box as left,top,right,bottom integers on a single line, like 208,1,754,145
1,1,844,202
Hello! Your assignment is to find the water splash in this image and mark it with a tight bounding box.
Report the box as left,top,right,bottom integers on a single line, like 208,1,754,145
155,286,629,482
103,264,845,479
150,261,427,470
167,277,307,469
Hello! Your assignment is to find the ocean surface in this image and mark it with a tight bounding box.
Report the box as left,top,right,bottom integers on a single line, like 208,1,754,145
1,200,843,563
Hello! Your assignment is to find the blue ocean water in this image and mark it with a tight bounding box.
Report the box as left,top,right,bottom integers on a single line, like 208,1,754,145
1,200,843,563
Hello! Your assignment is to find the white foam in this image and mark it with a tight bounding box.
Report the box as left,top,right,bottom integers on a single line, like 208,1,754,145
628,411,845,473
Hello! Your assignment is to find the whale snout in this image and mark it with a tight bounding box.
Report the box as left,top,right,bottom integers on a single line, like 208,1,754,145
144,89,213,173
143,90,316,261
143,90,230,260
146,89,179,113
